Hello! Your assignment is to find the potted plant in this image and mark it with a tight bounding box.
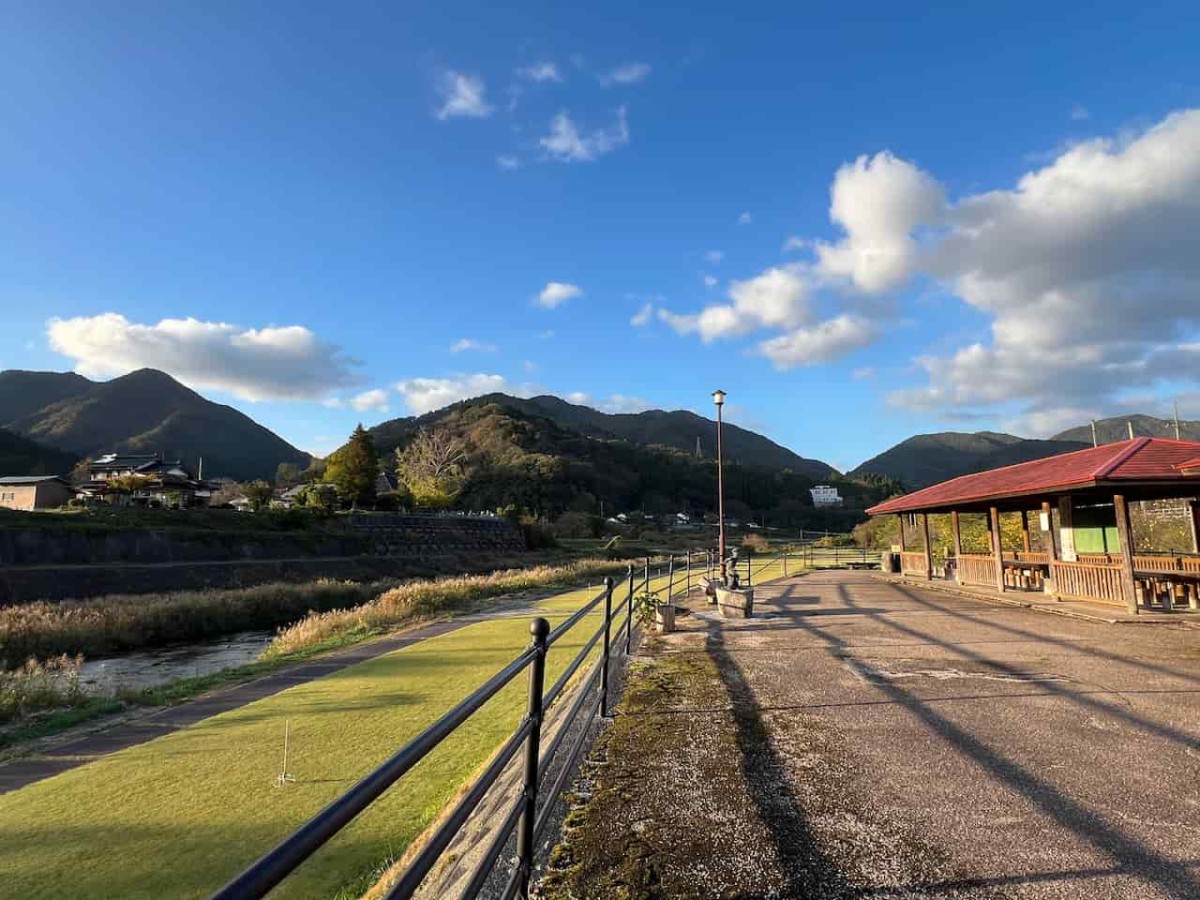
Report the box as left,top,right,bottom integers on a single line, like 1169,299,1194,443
637,587,675,634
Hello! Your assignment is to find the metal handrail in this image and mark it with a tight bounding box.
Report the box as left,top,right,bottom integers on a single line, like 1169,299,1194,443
212,568,657,900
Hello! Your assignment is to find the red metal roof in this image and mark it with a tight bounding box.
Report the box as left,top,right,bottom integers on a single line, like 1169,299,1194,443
867,437,1200,515
1178,457,1200,473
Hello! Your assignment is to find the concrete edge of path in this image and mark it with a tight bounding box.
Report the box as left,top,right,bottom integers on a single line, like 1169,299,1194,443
877,573,1200,629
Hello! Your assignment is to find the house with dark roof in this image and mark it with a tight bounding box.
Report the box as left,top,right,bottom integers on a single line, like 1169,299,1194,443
76,453,212,508
0,475,75,510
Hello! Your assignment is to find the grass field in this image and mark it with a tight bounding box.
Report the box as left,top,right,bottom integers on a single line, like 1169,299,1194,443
0,571,687,899
0,555,810,898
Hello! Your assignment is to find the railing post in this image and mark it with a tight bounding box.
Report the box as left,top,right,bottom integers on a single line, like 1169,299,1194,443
686,552,692,598
783,547,788,577
746,548,753,587
516,617,550,899
625,565,635,655
599,576,614,718
666,555,675,604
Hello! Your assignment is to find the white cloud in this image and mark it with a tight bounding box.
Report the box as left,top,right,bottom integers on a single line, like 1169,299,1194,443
539,107,630,162
702,274,718,288
1070,104,1091,121
869,109,1200,433
630,303,654,327
782,235,807,252
813,151,945,293
737,211,752,225
395,374,526,414
757,315,877,369
46,313,356,402
537,281,583,309
496,155,521,171
566,391,591,405
435,70,493,120
450,338,497,353
659,264,813,342
704,250,724,265
518,61,563,83
350,389,390,413
538,329,556,340
852,366,875,380
523,360,537,373
600,62,651,86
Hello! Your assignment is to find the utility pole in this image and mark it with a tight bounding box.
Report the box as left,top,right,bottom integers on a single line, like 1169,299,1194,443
1091,420,1098,447
1127,420,1135,441
1174,401,1182,440
712,390,727,584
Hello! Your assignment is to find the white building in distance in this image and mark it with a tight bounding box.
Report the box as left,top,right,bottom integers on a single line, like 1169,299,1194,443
810,484,842,507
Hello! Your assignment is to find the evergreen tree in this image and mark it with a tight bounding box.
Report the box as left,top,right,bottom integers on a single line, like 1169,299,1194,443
324,424,379,507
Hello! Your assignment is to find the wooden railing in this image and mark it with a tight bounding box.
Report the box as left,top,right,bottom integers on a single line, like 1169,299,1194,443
900,551,929,577
958,554,998,586
1133,553,1200,573
1004,551,1050,565
1051,560,1125,605
1076,552,1116,565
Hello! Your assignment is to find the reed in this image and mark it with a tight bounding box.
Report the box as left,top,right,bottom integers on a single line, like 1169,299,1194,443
0,655,88,723
263,559,627,658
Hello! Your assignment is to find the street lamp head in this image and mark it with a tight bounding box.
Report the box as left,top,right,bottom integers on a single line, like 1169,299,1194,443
711,389,726,407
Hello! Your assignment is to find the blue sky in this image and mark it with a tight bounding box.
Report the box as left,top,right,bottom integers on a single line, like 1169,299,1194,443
3,1,1199,472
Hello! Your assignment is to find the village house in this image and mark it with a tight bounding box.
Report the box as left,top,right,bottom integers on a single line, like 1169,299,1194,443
75,453,212,508
0,475,75,511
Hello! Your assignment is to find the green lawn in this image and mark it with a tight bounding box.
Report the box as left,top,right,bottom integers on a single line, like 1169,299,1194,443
0,561,803,898
0,574,674,899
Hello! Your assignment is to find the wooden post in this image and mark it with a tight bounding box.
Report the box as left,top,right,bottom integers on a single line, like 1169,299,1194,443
1113,494,1139,615
1042,501,1059,561
1190,501,1200,555
951,510,963,584
989,506,1005,593
920,513,933,580
897,514,907,551
1020,510,1032,553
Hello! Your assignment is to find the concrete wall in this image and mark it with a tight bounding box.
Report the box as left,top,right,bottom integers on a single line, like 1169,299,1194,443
0,515,526,604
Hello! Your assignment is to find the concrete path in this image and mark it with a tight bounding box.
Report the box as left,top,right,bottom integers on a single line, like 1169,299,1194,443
0,617,475,794
667,571,1200,898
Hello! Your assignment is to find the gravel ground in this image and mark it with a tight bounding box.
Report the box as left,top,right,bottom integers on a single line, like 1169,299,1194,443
541,572,1200,899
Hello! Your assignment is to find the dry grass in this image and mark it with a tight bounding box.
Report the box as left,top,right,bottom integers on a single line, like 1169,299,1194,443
0,580,385,664
263,559,628,658
0,655,88,723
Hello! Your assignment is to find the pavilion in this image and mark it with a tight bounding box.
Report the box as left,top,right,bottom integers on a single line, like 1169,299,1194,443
867,437,1200,614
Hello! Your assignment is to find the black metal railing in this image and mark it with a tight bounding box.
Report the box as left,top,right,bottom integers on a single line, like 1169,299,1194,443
213,569,655,900
213,544,805,900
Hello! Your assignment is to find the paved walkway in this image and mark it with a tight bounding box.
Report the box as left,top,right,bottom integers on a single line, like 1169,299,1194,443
658,571,1200,898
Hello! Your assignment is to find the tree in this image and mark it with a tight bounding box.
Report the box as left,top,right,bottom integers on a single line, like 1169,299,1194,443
275,462,303,489
323,424,379,507
244,480,274,511
395,426,468,510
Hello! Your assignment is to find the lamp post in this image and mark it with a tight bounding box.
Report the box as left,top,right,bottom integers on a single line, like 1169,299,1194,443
713,389,727,584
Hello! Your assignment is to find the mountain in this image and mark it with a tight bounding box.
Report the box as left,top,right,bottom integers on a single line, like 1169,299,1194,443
1052,413,1200,444
364,396,876,526
0,371,92,424
0,368,310,481
850,431,1090,490
371,393,838,479
0,428,79,476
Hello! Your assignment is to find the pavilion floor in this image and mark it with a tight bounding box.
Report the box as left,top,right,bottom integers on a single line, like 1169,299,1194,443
882,573,1200,626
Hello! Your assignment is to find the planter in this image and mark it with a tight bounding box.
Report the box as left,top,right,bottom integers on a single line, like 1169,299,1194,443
655,603,676,633
715,586,754,619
